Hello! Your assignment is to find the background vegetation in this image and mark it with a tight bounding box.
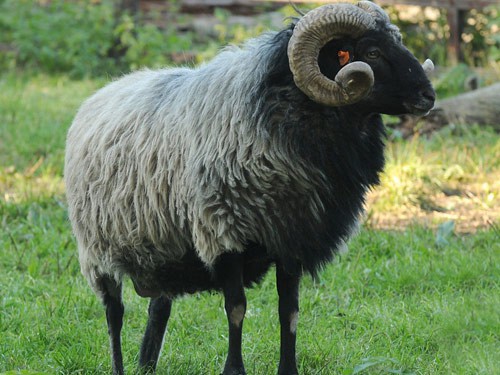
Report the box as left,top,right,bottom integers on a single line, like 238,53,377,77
0,0,499,79
0,1,499,374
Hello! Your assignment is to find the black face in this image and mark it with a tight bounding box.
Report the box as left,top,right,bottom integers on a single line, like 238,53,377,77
318,30,435,116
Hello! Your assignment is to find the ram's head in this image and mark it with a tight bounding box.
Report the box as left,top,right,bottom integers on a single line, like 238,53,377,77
288,1,435,115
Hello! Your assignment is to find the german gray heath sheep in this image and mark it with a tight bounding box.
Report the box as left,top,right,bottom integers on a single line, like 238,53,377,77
65,2,435,374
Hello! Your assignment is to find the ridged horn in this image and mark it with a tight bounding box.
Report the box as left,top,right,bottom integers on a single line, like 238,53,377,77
357,1,402,42
288,3,376,107
356,1,391,23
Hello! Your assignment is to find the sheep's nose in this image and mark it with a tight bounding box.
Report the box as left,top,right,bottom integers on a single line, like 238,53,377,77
406,87,436,115
416,87,436,112
421,88,436,104
420,88,436,107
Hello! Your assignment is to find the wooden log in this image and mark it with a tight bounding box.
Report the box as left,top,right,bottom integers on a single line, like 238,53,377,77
391,82,500,138
429,82,500,129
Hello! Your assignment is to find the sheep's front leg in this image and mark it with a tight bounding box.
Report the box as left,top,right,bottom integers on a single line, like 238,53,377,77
276,263,300,375
216,253,247,375
138,295,172,373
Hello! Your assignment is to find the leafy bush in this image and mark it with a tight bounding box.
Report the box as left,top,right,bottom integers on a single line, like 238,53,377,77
0,0,192,77
0,1,498,77
386,6,449,66
115,12,193,71
432,63,474,98
279,3,499,68
386,5,500,67
0,0,118,77
462,6,500,66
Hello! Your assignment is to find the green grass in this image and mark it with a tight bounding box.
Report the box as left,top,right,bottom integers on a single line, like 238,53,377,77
1,73,499,374
1,206,498,374
0,73,102,204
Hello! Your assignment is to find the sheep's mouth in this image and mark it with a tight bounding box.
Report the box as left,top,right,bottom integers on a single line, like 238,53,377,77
404,101,434,116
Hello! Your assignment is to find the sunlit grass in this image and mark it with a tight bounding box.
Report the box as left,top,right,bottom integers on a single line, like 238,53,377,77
0,73,101,203
0,164,64,204
0,73,102,172
367,126,500,231
375,127,500,209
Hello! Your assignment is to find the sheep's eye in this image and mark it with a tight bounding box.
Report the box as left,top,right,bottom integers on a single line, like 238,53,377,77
366,49,381,60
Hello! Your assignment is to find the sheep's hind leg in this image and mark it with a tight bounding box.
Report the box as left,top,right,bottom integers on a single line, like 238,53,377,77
276,262,300,375
216,253,247,375
97,276,125,375
138,296,172,373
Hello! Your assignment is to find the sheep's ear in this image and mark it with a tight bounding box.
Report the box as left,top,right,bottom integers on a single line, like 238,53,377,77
338,50,351,66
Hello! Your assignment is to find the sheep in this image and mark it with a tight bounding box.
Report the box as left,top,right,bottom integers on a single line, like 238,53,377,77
64,2,435,374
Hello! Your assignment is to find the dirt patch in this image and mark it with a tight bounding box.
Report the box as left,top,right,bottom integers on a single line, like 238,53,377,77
365,183,499,233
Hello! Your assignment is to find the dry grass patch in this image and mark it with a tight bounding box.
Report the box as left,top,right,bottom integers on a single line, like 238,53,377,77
366,129,500,233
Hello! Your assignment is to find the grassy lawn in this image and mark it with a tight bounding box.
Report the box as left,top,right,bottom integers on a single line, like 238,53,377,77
1,73,499,374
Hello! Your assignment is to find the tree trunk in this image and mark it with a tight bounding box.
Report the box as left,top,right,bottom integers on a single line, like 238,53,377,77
119,0,140,15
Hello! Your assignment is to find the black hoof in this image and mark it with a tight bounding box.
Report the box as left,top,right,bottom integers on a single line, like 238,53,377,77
278,367,299,375
222,367,246,375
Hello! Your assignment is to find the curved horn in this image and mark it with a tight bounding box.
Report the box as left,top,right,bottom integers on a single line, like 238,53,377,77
288,3,376,106
357,0,402,42
356,1,390,23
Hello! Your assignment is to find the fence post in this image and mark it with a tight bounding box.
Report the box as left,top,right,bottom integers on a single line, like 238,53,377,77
446,4,467,63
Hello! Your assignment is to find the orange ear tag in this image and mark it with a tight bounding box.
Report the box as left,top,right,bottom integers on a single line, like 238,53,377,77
338,50,350,66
